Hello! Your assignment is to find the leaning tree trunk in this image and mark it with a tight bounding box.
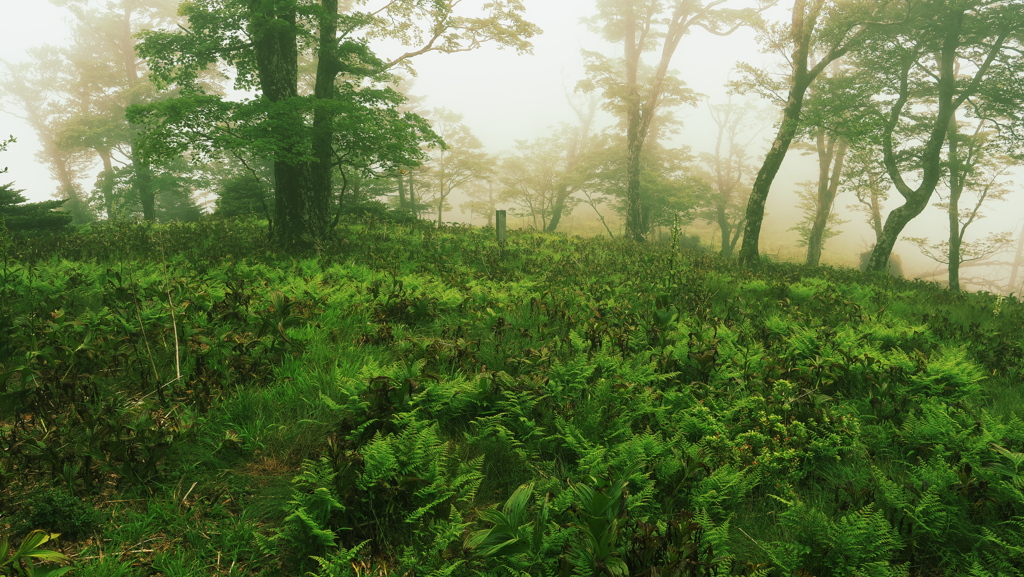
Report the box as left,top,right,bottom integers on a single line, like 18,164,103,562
546,183,572,232
867,196,931,272
865,7,993,273
737,0,865,267
738,84,808,265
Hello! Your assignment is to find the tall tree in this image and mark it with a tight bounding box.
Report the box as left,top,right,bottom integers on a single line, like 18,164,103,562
135,0,538,250
737,0,888,266
54,0,181,222
854,0,1024,272
582,0,757,242
793,62,867,266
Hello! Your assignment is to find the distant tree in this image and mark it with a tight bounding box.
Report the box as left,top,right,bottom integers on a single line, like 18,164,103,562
0,50,95,224
789,175,849,256
212,158,274,219
1007,227,1024,295
52,0,182,222
792,127,849,266
476,95,599,232
581,0,758,242
97,157,206,222
844,144,889,246
576,133,710,233
461,178,500,227
545,94,600,233
498,136,579,231
700,100,764,256
420,109,491,225
0,184,73,231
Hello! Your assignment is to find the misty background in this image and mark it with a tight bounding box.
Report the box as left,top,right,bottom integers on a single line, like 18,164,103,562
2,0,1023,291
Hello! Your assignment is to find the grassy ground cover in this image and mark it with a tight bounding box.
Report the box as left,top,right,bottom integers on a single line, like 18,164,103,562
2,217,1024,576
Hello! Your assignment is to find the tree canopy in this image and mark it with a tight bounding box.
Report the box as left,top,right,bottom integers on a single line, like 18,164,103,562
131,0,538,250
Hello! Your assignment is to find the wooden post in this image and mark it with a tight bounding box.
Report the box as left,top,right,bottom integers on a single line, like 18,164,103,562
496,210,507,244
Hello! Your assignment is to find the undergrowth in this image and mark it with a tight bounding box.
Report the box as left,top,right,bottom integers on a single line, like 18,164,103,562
2,216,1023,576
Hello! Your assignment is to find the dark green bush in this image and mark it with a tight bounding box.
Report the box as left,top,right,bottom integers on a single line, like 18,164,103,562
17,489,101,541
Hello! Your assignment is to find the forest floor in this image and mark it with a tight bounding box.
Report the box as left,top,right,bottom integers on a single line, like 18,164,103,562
2,217,1024,577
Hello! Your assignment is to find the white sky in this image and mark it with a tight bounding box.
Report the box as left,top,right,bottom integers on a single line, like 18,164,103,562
1,0,1022,287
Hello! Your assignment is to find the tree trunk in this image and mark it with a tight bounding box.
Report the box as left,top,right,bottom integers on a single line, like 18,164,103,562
621,4,655,243
312,0,339,232
437,186,444,225
546,183,572,232
96,148,117,220
133,152,156,222
728,225,743,253
866,189,884,244
718,215,733,256
946,118,963,292
717,198,744,257
486,182,495,227
1008,225,1024,294
737,0,866,267
409,172,417,217
50,147,91,224
805,132,848,267
397,171,407,209
868,197,930,272
623,49,646,241
251,2,322,250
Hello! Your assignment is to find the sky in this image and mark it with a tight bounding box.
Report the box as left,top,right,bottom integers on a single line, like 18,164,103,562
1,0,1022,288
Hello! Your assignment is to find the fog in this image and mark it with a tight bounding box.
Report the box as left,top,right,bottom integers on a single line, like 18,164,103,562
2,0,1023,292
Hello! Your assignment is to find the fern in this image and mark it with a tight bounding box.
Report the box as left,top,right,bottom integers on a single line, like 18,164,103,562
305,540,369,577
264,458,349,569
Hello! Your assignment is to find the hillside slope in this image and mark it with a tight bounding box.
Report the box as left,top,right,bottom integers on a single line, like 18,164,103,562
2,218,1024,576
